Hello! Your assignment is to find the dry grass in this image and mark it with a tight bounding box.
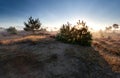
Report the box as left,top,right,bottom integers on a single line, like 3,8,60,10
0,35,47,45
92,37,120,72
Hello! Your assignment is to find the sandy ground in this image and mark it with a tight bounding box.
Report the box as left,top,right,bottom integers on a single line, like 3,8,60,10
0,31,119,78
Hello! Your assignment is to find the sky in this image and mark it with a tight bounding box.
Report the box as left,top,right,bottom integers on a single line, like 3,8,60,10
0,0,120,30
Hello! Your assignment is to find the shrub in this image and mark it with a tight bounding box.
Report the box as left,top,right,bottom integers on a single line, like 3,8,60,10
56,20,92,46
6,26,17,34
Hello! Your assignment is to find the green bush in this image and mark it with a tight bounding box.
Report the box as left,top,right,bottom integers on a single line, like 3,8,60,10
6,27,17,34
56,20,92,46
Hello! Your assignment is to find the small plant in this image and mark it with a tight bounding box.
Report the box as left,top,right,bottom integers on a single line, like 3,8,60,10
6,26,17,34
56,20,92,46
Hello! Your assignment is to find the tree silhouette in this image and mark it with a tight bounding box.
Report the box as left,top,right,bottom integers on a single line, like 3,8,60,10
105,26,112,32
113,24,119,30
24,17,41,34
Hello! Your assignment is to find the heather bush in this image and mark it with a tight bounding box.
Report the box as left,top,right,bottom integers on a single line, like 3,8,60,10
56,20,92,46
6,26,17,34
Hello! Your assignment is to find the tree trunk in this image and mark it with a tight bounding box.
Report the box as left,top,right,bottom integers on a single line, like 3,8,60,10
32,30,35,34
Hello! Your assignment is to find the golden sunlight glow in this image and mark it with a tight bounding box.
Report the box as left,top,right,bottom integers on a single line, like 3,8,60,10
45,18,105,31
90,25,104,31
69,19,105,31
83,19,105,31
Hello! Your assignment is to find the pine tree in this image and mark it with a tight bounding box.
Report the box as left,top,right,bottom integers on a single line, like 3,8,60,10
56,20,92,46
24,17,41,34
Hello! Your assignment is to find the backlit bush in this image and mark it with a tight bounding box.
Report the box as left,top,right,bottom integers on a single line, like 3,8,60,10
56,20,92,46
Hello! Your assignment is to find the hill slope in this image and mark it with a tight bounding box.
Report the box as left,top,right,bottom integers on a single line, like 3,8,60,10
0,35,119,78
